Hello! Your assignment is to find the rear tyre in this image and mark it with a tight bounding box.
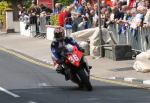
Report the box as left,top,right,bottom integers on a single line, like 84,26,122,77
77,69,93,91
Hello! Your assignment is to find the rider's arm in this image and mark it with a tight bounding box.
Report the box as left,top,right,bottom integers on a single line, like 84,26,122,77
67,37,81,49
67,37,84,52
51,42,60,63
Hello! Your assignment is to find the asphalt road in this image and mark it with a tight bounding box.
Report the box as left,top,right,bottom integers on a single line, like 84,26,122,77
0,50,150,103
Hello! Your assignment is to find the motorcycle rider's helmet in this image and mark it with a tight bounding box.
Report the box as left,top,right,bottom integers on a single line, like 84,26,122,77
54,27,65,41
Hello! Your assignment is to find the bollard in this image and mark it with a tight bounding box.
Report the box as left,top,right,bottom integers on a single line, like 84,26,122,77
5,8,14,33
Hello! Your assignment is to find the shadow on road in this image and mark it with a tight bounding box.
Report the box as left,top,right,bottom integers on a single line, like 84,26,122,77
0,83,150,103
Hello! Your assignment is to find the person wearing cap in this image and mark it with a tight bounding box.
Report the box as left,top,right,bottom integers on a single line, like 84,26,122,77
130,6,146,29
143,0,150,27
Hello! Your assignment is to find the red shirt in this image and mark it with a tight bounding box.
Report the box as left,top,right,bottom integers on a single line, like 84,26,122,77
58,11,66,27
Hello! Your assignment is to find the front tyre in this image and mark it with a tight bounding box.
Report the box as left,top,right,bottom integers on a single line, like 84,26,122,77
77,69,93,91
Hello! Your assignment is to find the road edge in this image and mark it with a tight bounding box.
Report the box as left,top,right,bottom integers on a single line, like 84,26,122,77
0,46,53,69
0,46,150,89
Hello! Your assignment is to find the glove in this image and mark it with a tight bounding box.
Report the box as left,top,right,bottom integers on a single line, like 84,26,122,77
56,59,64,64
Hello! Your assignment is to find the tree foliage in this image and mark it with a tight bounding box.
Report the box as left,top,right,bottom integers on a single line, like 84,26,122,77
0,1,9,21
22,0,31,9
50,14,58,26
1,0,31,8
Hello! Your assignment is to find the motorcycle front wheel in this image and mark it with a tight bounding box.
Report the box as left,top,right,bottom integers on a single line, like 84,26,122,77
77,69,93,91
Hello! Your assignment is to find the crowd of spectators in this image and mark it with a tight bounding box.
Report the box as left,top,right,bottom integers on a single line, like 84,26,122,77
66,0,150,33
17,0,150,35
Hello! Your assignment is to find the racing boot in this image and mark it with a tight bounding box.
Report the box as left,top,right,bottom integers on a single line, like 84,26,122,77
64,69,70,81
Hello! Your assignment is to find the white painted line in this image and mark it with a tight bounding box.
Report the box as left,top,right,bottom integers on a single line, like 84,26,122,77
124,78,136,82
108,77,116,80
28,101,37,103
0,87,20,98
38,83,49,87
143,80,150,85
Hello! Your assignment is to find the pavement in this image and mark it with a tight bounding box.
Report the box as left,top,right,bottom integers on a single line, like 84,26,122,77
0,33,150,88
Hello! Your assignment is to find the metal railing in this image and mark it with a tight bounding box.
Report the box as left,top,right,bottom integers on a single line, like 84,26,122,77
107,23,150,52
19,14,150,52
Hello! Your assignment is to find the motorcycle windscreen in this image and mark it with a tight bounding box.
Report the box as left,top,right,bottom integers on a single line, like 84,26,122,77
67,48,83,67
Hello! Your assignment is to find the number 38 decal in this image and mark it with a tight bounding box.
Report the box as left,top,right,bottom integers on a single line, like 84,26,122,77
68,54,79,63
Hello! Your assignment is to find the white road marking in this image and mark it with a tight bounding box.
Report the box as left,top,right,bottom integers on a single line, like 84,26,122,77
28,101,37,103
38,83,49,87
0,87,20,98
107,77,116,80
143,80,150,85
124,78,136,82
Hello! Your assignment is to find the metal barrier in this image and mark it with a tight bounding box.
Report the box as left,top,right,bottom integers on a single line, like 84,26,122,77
107,23,150,52
19,14,150,52
140,27,150,51
39,15,47,34
38,14,94,36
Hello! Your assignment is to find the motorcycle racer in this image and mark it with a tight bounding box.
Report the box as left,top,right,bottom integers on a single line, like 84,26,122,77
50,27,91,80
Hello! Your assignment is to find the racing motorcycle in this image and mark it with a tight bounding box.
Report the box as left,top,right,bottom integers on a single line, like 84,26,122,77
55,44,92,91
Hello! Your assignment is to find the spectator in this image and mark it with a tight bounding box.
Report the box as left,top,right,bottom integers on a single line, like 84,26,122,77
39,4,53,14
87,2,93,10
109,6,118,22
84,6,90,17
17,4,26,18
137,0,145,7
120,0,127,5
39,11,47,38
74,1,84,15
29,12,39,36
130,6,146,29
84,6,92,28
78,16,89,30
54,3,63,14
24,13,30,30
92,3,99,27
103,10,111,28
143,0,150,27
72,12,83,32
116,6,128,24
65,6,73,26
145,0,150,9
89,10,95,26
124,9,132,22
129,6,146,43
28,3,37,14
40,4,47,12
58,7,67,27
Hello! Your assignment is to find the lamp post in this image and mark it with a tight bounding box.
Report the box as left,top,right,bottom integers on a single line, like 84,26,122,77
52,0,54,11
98,0,103,57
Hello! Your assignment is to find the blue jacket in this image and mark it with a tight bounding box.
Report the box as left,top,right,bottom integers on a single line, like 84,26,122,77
51,37,81,62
